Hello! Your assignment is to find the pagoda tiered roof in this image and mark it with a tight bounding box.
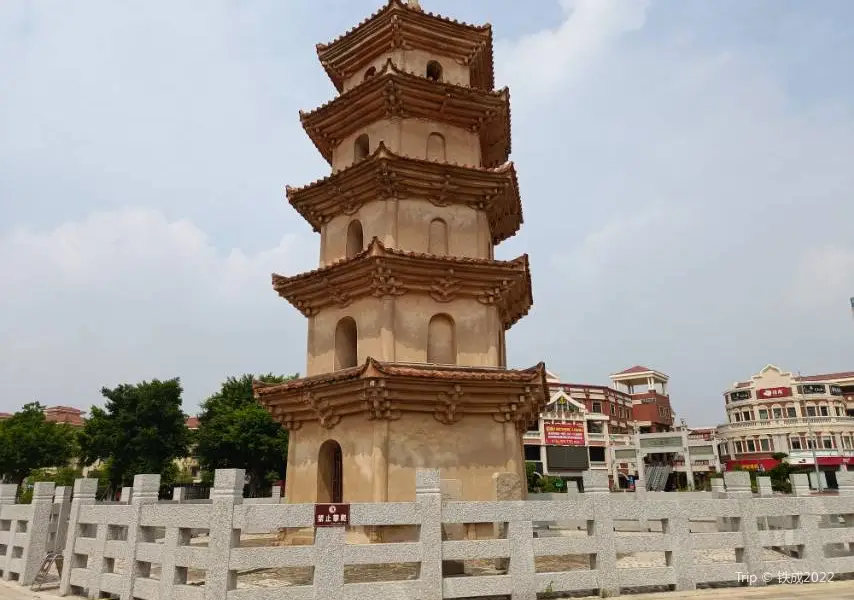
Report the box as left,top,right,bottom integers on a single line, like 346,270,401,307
286,142,522,244
253,358,548,430
316,0,494,92
271,237,532,330
300,59,510,168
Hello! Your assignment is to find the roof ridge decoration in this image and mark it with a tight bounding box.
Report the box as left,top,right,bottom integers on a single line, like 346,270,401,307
299,65,511,167
270,237,533,330
285,141,522,244
316,0,494,92
253,357,548,430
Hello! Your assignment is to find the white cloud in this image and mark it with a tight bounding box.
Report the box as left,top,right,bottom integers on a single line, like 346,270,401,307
496,0,649,95
0,209,314,412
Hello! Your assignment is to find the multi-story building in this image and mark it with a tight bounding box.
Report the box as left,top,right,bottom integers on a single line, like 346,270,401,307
610,365,675,432
523,368,715,490
717,365,854,480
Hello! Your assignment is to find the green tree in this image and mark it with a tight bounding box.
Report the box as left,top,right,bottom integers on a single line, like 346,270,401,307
78,379,190,491
194,374,295,494
0,403,77,485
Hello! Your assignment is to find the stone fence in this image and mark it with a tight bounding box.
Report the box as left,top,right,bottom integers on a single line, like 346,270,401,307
3,469,854,599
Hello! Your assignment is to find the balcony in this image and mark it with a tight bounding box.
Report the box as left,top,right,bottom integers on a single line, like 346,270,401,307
718,416,854,434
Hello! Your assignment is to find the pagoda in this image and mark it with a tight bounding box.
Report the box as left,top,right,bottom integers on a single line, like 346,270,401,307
255,0,547,512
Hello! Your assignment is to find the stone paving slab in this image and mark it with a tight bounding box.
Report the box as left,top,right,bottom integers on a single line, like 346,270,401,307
6,577,854,599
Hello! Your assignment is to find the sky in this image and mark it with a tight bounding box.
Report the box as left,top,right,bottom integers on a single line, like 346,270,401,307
1,0,853,425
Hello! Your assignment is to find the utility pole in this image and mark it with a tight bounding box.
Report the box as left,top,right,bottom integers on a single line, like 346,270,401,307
797,372,823,492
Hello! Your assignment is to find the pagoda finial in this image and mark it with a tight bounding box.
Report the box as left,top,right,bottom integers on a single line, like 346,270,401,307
406,0,422,11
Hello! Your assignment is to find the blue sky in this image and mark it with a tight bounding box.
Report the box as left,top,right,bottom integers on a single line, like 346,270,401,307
1,0,852,425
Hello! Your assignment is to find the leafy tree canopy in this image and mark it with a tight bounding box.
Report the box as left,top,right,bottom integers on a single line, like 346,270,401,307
78,378,190,490
194,373,295,493
0,402,77,484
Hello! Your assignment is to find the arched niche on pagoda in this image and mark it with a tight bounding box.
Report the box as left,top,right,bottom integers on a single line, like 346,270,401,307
306,295,503,376
321,201,491,266
341,51,470,93
331,119,480,172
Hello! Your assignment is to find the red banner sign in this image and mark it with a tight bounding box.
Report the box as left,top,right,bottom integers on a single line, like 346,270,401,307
543,422,586,446
314,503,350,527
757,387,792,399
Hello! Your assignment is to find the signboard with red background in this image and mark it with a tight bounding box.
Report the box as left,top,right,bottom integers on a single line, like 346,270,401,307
543,422,586,446
314,503,350,527
756,387,792,400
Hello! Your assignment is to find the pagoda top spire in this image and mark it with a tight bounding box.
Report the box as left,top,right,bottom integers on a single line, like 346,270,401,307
316,0,494,92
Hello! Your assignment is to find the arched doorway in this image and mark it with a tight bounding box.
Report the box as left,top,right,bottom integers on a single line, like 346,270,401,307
334,317,358,370
317,439,343,503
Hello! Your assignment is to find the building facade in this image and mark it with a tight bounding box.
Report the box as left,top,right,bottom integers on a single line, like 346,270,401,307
523,369,719,491
717,365,854,475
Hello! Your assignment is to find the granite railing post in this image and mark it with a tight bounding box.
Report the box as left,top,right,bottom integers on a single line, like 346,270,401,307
583,470,618,596
51,486,73,554
270,485,282,503
791,474,811,497
723,471,763,586
634,479,649,531
120,474,160,600
59,478,98,596
664,495,694,591
756,476,773,497
836,472,854,555
416,469,443,600
20,482,57,585
204,469,244,600
0,483,18,580
172,487,185,503
710,479,727,531
120,487,133,504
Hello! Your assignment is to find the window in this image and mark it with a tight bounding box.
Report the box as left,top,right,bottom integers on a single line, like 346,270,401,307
426,314,456,365
591,402,602,413
760,439,771,452
426,60,443,81
790,438,802,450
426,132,446,162
734,412,741,422
588,446,606,462
742,411,752,421
610,404,616,416
758,409,768,420
333,317,358,370
786,406,797,418
806,406,817,417
844,436,852,449
735,441,743,453
524,445,541,461
427,218,448,255
363,66,377,80
807,438,817,449
772,407,783,419
820,406,829,417
354,134,370,162
837,407,844,416
746,439,756,452
823,438,834,449
346,220,364,259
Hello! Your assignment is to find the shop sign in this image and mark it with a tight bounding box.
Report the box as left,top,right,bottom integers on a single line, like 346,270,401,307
830,385,843,396
799,384,826,395
543,422,586,446
757,387,792,399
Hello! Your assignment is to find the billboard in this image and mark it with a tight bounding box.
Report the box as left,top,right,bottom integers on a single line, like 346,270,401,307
543,422,586,446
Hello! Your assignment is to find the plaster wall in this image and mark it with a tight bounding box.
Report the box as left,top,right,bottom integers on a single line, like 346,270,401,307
306,295,502,376
341,49,469,92
331,118,480,171
320,198,490,266
284,412,524,505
